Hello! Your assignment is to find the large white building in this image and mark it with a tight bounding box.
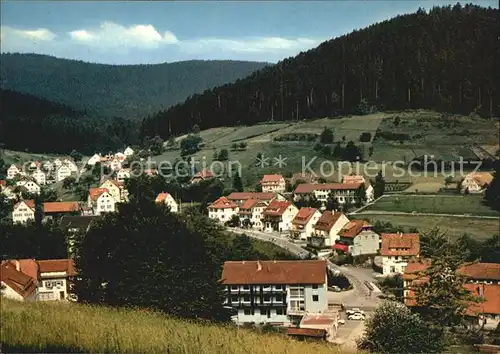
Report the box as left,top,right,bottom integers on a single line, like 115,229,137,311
15,179,41,195
155,192,179,213
380,233,420,276
262,200,299,233
237,199,268,230
55,164,72,182
7,164,24,180
310,211,350,248
294,181,373,206
221,260,329,326
31,169,47,186
88,188,117,215
208,197,239,223
260,174,286,194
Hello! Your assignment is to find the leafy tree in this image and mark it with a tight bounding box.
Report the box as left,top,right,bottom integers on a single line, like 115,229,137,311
484,165,500,211
359,132,372,142
456,178,463,194
319,127,334,144
372,171,386,198
231,143,238,150
393,116,401,126
70,150,83,163
180,134,202,157
0,156,5,179
419,227,450,259
479,234,500,263
356,98,374,115
192,124,200,134
0,194,10,221
332,142,343,158
343,141,361,162
74,199,230,322
357,301,444,353
239,142,247,150
225,214,241,228
232,172,243,192
218,149,229,161
326,192,340,211
62,176,77,189
229,234,260,260
354,184,367,207
39,187,58,202
444,175,453,187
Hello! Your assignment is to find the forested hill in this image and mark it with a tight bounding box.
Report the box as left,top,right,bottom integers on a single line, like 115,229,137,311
141,4,499,139
0,54,269,119
0,89,138,154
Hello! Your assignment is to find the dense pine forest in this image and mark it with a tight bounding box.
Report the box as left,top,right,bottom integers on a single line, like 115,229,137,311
0,55,269,119
0,90,138,154
141,4,499,139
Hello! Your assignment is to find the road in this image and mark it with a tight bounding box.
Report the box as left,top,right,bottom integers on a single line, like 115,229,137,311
351,210,499,219
231,228,381,309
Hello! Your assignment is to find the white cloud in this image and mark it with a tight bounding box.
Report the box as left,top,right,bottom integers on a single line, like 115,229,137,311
0,21,324,63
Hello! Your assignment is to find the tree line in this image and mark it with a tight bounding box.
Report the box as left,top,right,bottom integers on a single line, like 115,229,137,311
141,4,499,140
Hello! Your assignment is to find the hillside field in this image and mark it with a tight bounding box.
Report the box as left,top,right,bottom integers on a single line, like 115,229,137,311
1,299,347,354
362,195,499,217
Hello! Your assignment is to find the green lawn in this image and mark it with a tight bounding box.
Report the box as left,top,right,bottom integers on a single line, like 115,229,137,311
360,214,499,242
364,195,499,217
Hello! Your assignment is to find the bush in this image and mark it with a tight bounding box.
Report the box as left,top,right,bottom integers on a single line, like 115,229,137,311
357,301,444,353
359,132,372,142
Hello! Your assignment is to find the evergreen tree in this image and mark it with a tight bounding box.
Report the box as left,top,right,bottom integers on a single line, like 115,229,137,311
373,171,386,199
319,127,334,144
354,184,367,207
484,165,500,211
232,172,243,192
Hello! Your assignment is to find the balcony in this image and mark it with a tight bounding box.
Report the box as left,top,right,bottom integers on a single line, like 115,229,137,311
288,307,306,316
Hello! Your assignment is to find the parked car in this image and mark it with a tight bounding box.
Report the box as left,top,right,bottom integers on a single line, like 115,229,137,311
346,308,364,315
348,313,365,321
338,319,346,325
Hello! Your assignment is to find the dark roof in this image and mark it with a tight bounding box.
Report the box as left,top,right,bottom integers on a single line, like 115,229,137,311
59,216,102,230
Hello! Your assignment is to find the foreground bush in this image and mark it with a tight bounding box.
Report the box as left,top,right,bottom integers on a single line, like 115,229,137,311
1,300,344,354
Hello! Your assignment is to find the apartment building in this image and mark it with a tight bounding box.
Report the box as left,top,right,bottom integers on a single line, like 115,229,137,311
208,197,239,223
310,211,350,248
380,233,420,275
237,199,268,229
260,174,286,193
262,200,299,232
221,260,329,326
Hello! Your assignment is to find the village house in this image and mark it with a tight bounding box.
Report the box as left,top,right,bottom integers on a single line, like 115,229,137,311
55,164,72,182
342,175,374,202
116,168,131,182
226,192,284,205
1,259,77,302
404,262,500,330
86,153,102,166
88,188,117,215
191,168,215,184
124,146,134,157
15,179,41,195
62,159,79,173
1,186,16,200
293,183,369,207
7,164,23,179
155,192,179,213
380,233,420,276
42,160,54,171
237,199,268,229
12,200,36,224
333,220,379,256
260,174,286,193
12,200,81,224
290,207,322,241
220,260,329,326
100,179,128,202
208,197,239,223
109,158,122,171
461,172,494,194
27,161,40,171
53,159,63,169
31,168,46,186
114,152,126,162
310,211,350,248
262,200,299,233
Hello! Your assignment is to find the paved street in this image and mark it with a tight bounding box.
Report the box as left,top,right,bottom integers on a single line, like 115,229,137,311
231,228,382,309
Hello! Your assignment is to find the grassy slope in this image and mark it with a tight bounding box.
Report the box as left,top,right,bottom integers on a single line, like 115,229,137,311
1,299,348,354
362,195,500,217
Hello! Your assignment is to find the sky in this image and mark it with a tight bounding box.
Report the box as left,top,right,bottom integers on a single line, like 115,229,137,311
1,1,497,65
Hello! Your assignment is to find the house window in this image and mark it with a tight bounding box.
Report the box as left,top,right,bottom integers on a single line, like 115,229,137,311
260,308,266,315
275,295,283,302
244,309,252,315
231,295,238,302
312,295,319,302
276,308,284,315
243,285,250,290
231,285,238,290
312,284,318,289
263,295,271,302
243,295,250,302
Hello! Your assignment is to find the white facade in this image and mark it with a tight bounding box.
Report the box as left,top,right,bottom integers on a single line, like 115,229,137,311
239,203,267,229
42,161,54,171
7,164,22,179
31,169,46,186
351,230,380,256
109,158,122,171
116,169,131,182
124,147,134,156
37,274,71,301
100,180,123,202
12,201,35,224
382,256,411,276
87,154,101,166
56,165,72,182
261,175,286,194
92,191,116,215
114,152,126,162
263,204,299,232
53,159,63,169
16,180,41,195
208,206,239,223
156,193,179,213
63,160,79,173
291,209,322,240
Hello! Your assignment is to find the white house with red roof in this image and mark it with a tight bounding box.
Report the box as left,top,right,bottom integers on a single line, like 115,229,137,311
1,259,77,302
62,159,79,173
12,200,36,224
55,164,72,182
116,168,131,182
191,168,215,184
31,168,47,186
88,188,116,215
335,220,379,256
15,179,41,195
100,179,128,202
7,164,24,180
290,207,322,240
342,175,374,202
226,192,285,205
208,197,239,223
260,174,286,193
311,211,350,248
262,200,299,233
114,152,126,163
294,183,368,206
237,199,268,229
124,146,135,157
155,192,179,213
220,260,328,326
86,153,102,166
12,200,82,224
109,157,122,171
380,233,420,276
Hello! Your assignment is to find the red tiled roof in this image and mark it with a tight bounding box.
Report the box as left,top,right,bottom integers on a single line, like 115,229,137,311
0,261,37,299
227,192,276,201
14,200,35,211
380,233,420,256
0,180,6,187
102,179,124,188
465,284,500,316
221,260,327,285
314,211,347,232
292,207,318,226
339,220,373,238
263,200,293,216
155,192,171,203
287,327,327,338
43,201,80,214
333,243,349,253
294,183,362,194
404,262,500,282
238,198,262,210
260,174,284,183
89,188,109,201
342,175,365,184
209,196,238,209
38,259,76,276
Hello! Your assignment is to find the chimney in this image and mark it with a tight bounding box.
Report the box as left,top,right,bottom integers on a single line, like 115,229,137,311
15,260,20,271
257,260,262,271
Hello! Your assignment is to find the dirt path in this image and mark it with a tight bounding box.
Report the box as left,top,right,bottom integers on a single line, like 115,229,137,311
341,321,365,350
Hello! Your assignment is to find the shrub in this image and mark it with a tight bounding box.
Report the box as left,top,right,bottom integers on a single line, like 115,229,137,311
359,132,372,142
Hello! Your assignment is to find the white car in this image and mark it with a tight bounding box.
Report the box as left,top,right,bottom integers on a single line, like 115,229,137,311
338,319,346,325
346,308,364,315
348,313,365,321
